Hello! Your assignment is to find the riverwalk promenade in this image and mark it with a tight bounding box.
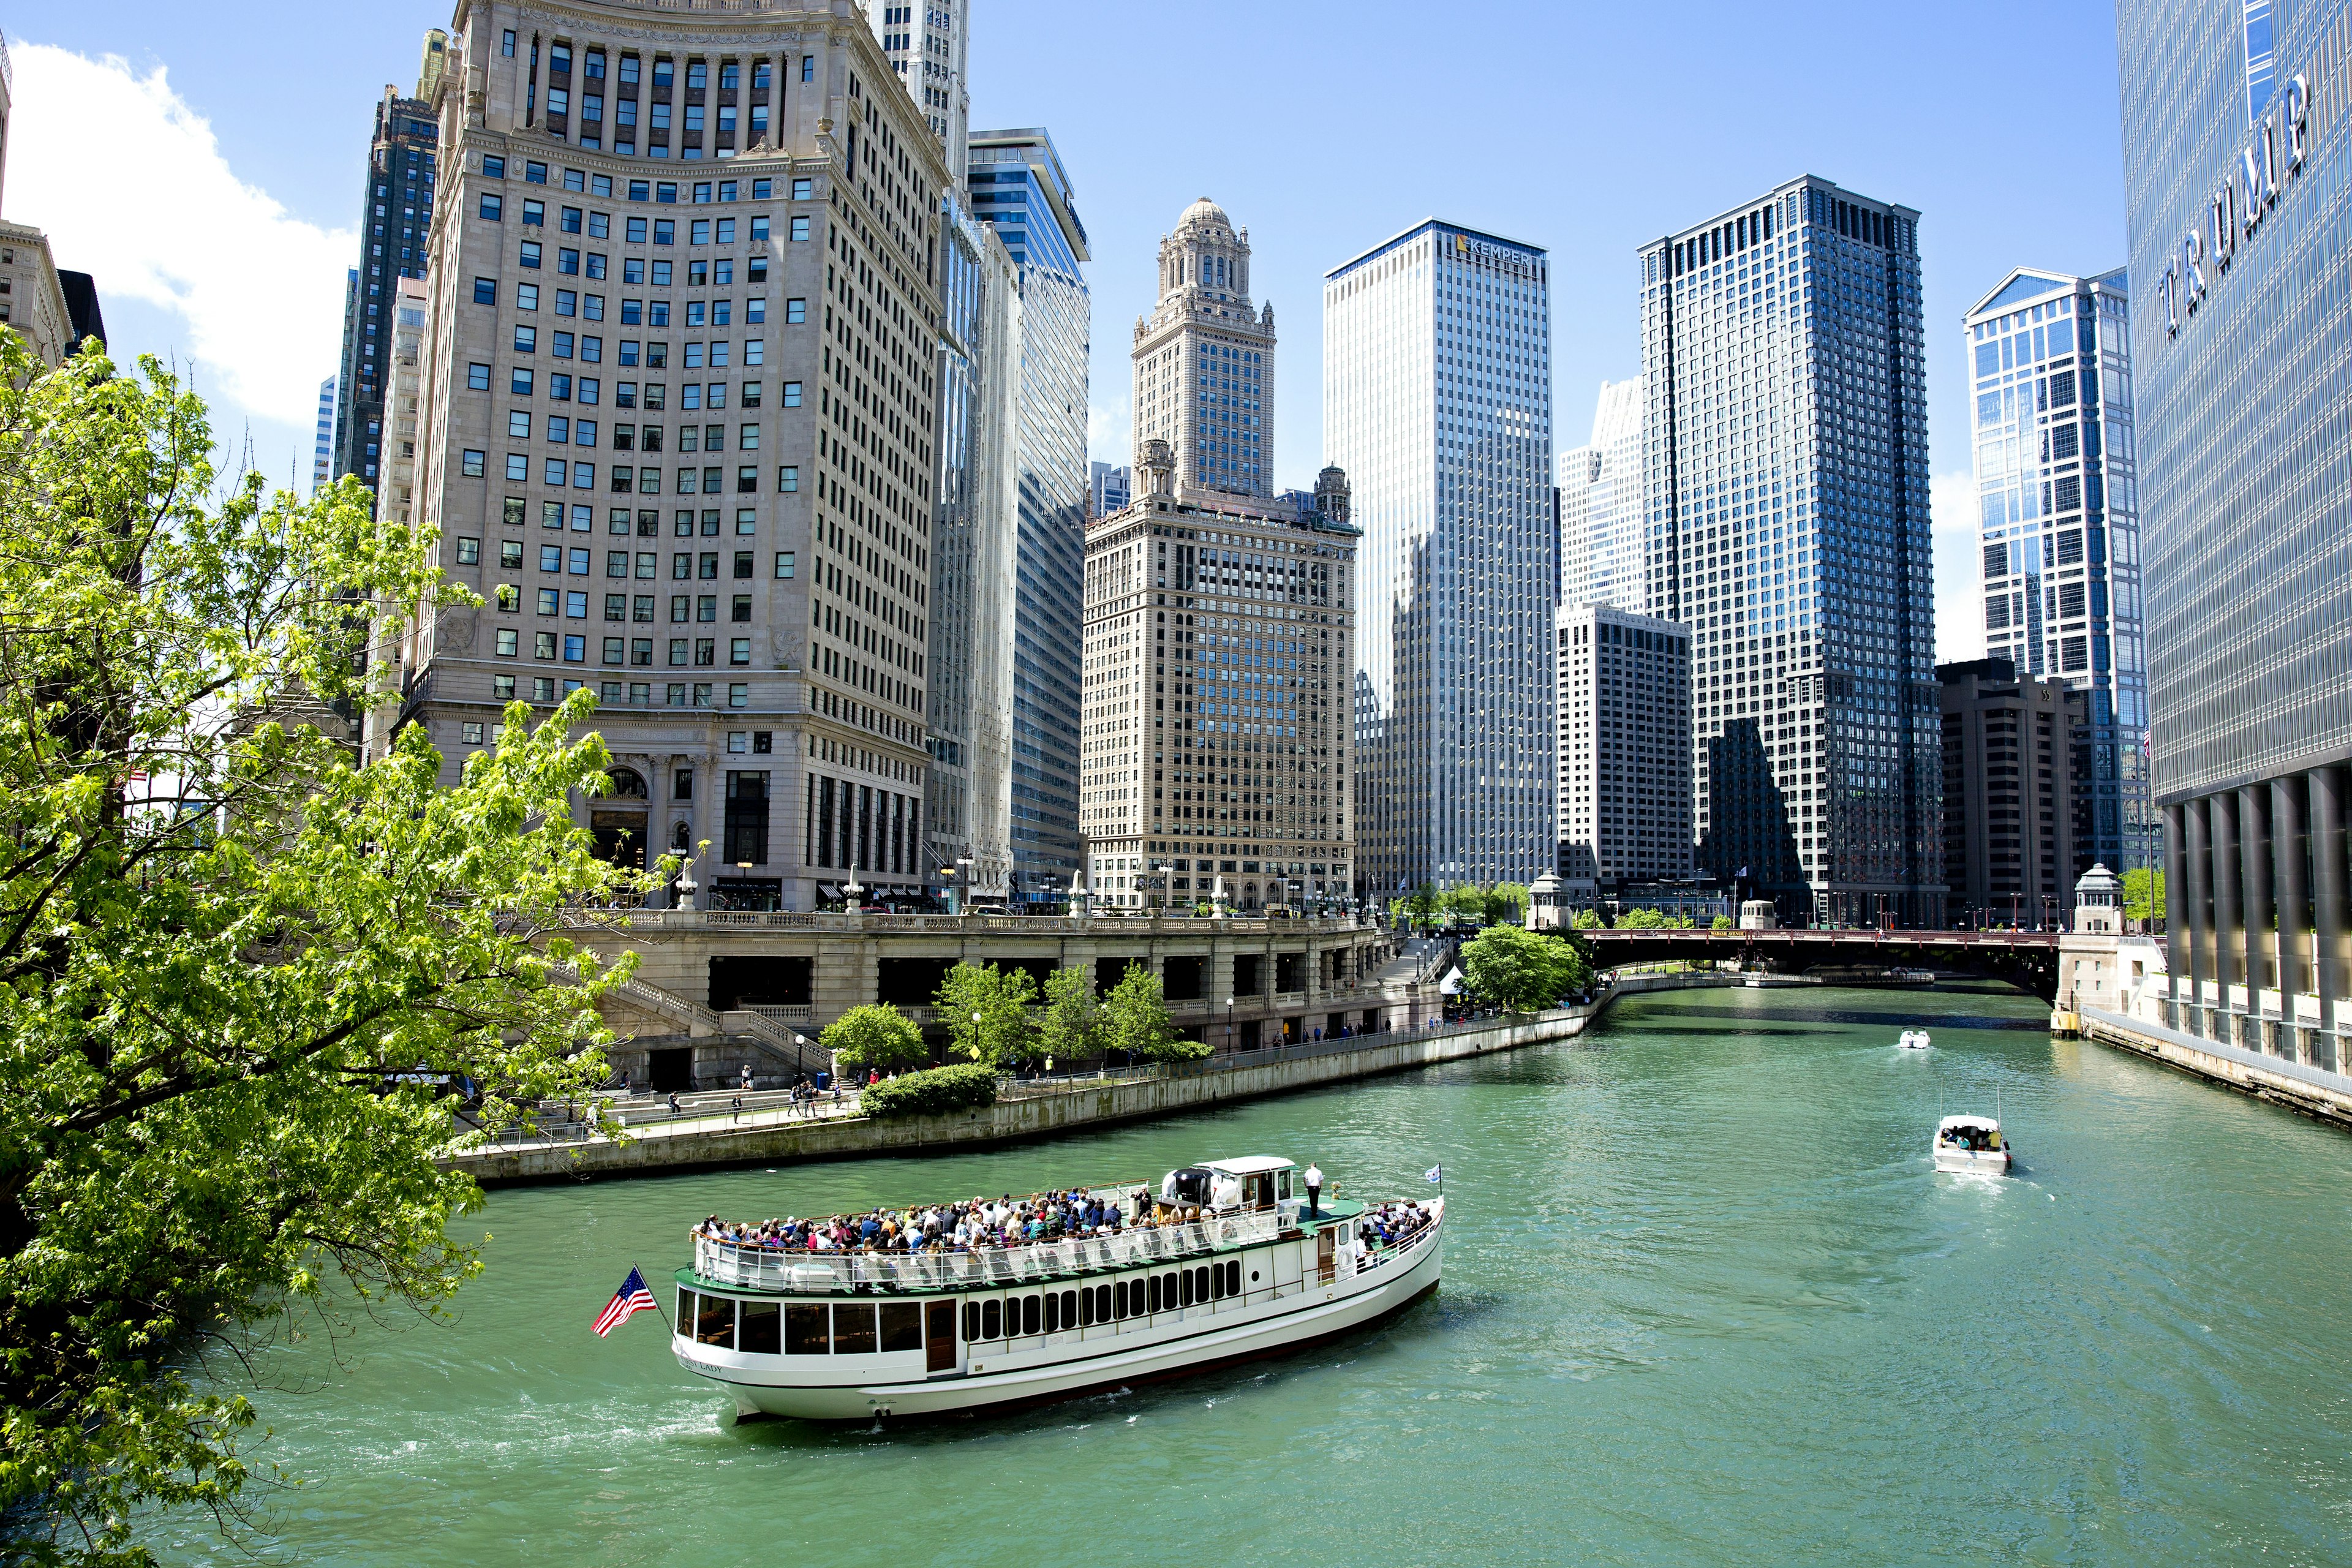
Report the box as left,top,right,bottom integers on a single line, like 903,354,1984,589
445,970,1733,1186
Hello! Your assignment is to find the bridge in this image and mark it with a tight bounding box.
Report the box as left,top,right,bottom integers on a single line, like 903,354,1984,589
1573,928,2084,1003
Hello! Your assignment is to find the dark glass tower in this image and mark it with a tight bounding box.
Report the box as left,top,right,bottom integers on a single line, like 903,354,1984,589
1640,178,1941,927
2120,0,2352,1068
332,85,439,489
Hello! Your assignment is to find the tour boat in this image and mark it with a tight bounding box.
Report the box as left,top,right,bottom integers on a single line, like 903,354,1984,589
1898,1030,1933,1050
670,1156,1444,1422
1932,1114,2011,1174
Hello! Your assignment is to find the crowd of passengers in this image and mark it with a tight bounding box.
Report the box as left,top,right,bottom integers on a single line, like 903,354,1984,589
1354,1201,1437,1253
692,1189,1200,1254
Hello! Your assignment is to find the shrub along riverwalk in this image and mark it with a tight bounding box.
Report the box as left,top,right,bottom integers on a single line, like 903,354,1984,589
442,970,1734,1186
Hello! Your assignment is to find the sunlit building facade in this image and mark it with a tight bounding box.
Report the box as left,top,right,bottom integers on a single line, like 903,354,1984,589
1640,178,1941,927
1324,219,1556,898
2120,0,2352,1069
1962,266,2149,887
970,127,1089,906
1560,375,1643,609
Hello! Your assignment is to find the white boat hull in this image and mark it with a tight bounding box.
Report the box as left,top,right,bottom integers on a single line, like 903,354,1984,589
677,1216,1444,1422
1933,1148,2011,1174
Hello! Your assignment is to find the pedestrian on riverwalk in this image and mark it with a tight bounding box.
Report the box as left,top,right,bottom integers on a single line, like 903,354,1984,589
1305,1162,1324,1218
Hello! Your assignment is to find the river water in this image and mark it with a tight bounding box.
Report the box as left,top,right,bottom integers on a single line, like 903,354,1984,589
160,984,2352,1566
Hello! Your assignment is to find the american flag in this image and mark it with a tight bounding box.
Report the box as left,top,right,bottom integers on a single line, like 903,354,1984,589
592,1267,659,1337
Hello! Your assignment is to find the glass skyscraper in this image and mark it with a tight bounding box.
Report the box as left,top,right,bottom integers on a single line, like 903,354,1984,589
1962,267,2151,897
1324,221,1556,897
1640,179,1940,927
2119,0,2352,1069
333,75,439,491
970,129,1089,907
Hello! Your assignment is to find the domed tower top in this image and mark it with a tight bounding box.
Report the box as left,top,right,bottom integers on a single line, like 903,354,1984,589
1158,196,1251,302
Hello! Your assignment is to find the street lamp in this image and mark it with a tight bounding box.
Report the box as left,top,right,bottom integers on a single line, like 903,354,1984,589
1226,995,1236,1055
954,856,973,916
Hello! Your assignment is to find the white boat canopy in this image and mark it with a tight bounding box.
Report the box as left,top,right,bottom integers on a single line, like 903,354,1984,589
1201,1156,1296,1176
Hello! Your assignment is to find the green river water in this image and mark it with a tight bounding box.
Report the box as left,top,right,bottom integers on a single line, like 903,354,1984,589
159,984,2352,1566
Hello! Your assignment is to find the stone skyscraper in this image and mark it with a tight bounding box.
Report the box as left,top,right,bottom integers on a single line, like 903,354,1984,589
1324,221,1556,897
865,1,967,176
333,66,442,491
1134,198,1275,498
1640,179,1941,927
2120,0,2352,1068
1962,266,2149,887
969,128,1089,907
366,1,951,912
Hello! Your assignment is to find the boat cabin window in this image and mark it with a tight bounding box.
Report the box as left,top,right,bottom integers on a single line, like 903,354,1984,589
676,1287,695,1333
1242,1172,1276,1210
740,1300,781,1354
786,1303,829,1354
696,1293,736,1349
833,1303,878,1355
879,1301,923,1352
1278,1170,1294,1200
981,1298,1001,1340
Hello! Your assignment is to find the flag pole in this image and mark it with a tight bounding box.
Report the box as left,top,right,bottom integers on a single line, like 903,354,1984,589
640,1262,674,1333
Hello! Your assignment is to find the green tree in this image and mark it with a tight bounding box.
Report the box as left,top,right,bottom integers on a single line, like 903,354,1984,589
1619,907,1666,930
1459,925,1593,1013
1485,881,1531,927
1711,913,1736,931
1573,907,1605,930
0,341,645,1564
1406,882,1441,930
934,961,1036,1066
821,1004,927,1074
1104,962,1206,1062
1444,883,1488,928
1037,966,1104,1064
2122,866,2167,926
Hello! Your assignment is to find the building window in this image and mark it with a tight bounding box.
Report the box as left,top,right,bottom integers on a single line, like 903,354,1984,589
462,450,486,477
774,551,795,578
480,193,503,221
782,381,801,407
777,465,797,492
790,216,810,241
473,277,497,306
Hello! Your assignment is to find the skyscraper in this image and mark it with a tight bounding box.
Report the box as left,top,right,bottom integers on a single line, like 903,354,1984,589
1133,199,1275,498
2119,0,2352,1066
923,196,1020,902
366,2,952,913
1090,461,1131,520
1555,604,1693,905
1938,657,2087,929
313,377,337,493
332,69,440,490
1082,443,1358,913
1324,220,1556,897
970,128,1089,907
865,1,967,174
1560,376,1643,609
1640,179,1940,927
1962,266,2149,885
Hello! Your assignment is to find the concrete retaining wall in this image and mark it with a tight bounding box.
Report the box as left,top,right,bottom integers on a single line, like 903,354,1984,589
452,970,1730,1186
2082,1006,2352,1128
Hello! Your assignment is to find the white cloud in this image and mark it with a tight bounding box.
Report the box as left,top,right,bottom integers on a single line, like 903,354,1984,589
7,45,355,428
1931,468,1982,666
1088,394,1132,468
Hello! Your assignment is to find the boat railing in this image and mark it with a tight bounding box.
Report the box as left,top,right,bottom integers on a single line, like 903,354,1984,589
692,1207,1291,1294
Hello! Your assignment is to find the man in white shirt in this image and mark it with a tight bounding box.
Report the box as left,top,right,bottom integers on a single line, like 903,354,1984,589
1303,1162,1324,1218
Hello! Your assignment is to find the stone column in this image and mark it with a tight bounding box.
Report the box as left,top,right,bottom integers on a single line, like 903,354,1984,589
2274,775,2309,1036
2165,801,2190,1006
2314,766,2349,1065
2185,797,2212,1017
2213,790,2241,1012
2241,783,2272,1017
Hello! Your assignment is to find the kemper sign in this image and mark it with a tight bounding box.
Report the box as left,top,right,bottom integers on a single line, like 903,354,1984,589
2160,70,2312,336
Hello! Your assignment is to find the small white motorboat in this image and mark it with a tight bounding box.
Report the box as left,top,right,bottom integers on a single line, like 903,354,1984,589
1897,1030,1932,1050
1933,1114,2011,1174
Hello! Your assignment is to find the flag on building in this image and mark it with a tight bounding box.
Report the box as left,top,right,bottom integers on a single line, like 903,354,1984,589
593,1267,658,1337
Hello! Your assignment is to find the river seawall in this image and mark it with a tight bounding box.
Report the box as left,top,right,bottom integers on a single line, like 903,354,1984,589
450,971,1733,1186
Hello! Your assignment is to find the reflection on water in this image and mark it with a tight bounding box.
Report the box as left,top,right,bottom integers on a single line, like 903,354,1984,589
160,986,2352,1567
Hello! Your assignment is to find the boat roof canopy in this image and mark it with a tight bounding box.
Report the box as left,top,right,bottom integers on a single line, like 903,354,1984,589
1201,1156,1295,1175
1937,1115,2000,1131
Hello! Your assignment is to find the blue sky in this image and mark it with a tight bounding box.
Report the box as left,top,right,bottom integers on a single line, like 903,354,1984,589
15,0,2128,658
